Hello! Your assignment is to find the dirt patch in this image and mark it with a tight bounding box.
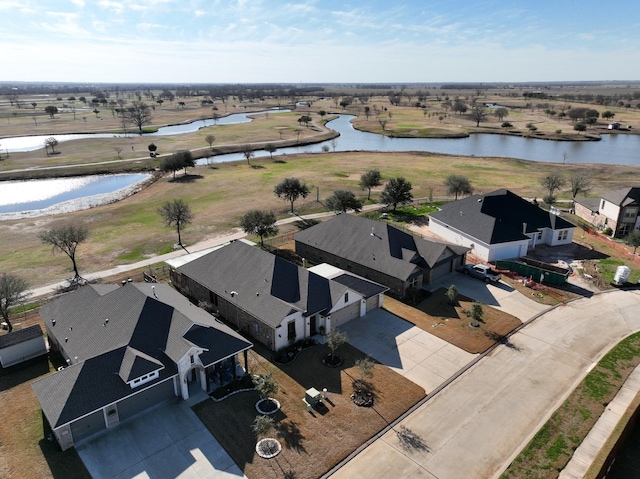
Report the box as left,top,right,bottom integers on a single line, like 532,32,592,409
383,293,522,354
193,342,425,479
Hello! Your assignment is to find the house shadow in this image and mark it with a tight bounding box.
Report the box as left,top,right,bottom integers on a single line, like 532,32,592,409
0,356,50,392
39,437,91,479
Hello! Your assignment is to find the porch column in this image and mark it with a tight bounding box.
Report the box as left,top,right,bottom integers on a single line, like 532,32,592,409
244,350,249,374
199,368,207,391
231,355,237,379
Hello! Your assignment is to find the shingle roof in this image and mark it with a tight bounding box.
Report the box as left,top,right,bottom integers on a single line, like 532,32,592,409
0,325,43,349
294,214,468,280
574,197,601,212
430,189,575,245
330,274,388,299
32,283,252,429
177,240,351,327
601,187,640,207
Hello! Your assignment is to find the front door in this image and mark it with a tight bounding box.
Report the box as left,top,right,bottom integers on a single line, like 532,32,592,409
310,315,317,336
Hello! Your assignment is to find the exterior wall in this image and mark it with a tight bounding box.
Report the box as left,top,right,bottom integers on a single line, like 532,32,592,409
274,312,305,351
0,337,47,367
574,202,598,226
600,200,621,224
296,241,410,298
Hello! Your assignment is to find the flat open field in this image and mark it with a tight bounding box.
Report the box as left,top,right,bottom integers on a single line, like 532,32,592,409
3,150,640,288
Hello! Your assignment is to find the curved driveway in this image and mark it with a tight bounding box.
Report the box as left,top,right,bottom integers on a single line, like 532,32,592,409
330,290,640,479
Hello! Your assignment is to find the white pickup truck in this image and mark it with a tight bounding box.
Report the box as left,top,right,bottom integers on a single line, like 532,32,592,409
462,264,502,283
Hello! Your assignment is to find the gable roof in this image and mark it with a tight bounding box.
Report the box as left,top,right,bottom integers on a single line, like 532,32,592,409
0,325,43,349
294,214,468,280
32,283,252,429
177,240,351,327
430,189,575,245
602,187,640,208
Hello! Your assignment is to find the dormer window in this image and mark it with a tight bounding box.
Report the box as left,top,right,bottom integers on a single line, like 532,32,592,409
129,370,160,388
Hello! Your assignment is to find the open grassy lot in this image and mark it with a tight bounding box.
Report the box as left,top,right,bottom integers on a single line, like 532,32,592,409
193,343,425,479
383,293,521,354
501,331,640,479
3,151,640,289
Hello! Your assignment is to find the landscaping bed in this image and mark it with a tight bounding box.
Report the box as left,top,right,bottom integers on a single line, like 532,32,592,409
193,342,425,479
383,292,522,354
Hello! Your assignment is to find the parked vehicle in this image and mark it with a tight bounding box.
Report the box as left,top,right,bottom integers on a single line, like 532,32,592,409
462,264,501,283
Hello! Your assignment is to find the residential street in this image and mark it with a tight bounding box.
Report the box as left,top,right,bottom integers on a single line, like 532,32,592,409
329,290,640,479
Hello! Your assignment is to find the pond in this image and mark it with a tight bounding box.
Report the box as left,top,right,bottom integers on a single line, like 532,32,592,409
201,115,640,166
0,173,150,218
0,109,291,153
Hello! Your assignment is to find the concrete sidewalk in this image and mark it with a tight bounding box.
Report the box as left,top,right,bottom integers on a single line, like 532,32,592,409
329,290,640,479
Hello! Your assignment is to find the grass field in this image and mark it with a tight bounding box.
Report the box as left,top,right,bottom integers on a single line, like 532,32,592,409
3,151,640,289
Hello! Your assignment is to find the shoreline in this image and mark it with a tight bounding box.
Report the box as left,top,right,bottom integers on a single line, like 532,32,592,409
0,174,154,221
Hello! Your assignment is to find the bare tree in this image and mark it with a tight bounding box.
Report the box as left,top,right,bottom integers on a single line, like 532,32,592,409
469,104,488,127
0,273,30,333
569,172,592,204
125,101,152,133
540,172,566,204
39,224,89,279
158,198,193,246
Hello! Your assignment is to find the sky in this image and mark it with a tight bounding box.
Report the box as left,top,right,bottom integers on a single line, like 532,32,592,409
1,0,639,84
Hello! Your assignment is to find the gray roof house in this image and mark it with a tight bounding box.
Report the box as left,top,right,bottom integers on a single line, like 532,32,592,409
0,325,47,368
32,282,252,450
575,187,640,238
429,189,576,262
294,213,469,299
169,240,386,351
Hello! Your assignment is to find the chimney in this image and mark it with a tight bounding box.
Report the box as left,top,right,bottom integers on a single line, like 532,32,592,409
522,222,527,234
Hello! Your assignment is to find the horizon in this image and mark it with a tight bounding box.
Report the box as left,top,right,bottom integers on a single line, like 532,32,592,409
2,0,639,84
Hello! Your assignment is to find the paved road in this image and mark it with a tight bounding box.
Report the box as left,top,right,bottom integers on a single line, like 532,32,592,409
330,290,640,479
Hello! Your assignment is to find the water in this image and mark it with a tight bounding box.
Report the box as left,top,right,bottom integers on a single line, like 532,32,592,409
0,173,150,215
201,115,640,166
0,109,290,152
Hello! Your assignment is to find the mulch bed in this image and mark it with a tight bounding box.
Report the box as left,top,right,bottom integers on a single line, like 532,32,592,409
384,290,522,354
193,342,425,479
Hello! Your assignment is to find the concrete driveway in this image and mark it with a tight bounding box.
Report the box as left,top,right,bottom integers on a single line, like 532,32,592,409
330,290,640,479
77,400,246,479
340,308,477,393
429,271,549,322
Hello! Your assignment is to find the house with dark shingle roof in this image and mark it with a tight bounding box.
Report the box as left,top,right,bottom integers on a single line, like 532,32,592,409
31,282,252,451
0,325,47,368
429,189,576,262
575,187,640,238
169,240,380,351
294,213,469,299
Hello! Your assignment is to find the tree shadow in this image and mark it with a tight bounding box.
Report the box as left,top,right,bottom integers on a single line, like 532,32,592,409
169,174,203,183
293,219,319,230
396,426,430,453
276,420,308,453
273,159,287,164
484,331,522,352
251,164,265,169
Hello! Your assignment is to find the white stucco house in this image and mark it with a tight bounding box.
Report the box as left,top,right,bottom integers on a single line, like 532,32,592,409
429,189,576,262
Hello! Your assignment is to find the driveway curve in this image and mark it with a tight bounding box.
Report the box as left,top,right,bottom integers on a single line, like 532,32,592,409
329,290,640,479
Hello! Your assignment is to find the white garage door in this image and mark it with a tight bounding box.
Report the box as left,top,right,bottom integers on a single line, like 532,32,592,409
331,301,361,328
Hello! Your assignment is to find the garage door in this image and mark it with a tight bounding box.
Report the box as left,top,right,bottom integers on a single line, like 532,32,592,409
491,245,523,261
365,295,379,312
117,379,176,422
331,301,361,328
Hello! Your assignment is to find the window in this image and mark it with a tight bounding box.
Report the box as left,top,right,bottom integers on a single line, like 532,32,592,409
623,208,637,221
408,276,419,288
601,200,605,210
557,230,568,241
287,321,296,341
537,232,542,240
190,355,195,364
344,292,349,303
